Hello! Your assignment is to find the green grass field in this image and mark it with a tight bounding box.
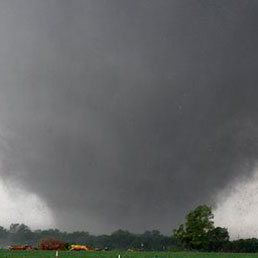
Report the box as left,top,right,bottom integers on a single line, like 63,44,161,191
0,250,257,258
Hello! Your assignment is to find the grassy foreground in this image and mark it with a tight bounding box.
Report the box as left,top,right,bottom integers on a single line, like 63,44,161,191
0,250,257,258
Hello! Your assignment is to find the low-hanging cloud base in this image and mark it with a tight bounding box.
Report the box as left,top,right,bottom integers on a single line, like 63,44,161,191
0,0,258,236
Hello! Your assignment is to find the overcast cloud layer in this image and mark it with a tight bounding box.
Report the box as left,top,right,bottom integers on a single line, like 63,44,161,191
0,0,258,234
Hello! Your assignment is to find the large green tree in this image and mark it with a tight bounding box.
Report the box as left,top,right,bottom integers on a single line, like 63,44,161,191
173,205,215,250
206,226,229,251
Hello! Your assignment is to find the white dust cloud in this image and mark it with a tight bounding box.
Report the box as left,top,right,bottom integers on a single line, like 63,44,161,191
214,170,258,239
0,179,55,230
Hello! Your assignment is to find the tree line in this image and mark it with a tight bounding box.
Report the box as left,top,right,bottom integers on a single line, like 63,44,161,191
2,205,258,252
0,224,177,251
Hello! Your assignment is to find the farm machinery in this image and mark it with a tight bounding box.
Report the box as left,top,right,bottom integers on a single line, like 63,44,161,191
69,244,89,251
8,245,32,250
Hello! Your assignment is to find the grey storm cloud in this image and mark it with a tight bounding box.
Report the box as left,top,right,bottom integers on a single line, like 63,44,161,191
0,0,258,234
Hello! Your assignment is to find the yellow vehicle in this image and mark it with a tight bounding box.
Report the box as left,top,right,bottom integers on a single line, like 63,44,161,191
69,244,89,251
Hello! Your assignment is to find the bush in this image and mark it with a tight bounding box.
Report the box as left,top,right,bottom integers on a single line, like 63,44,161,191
38,237,65,250
64,242,70,250
167,245,182,252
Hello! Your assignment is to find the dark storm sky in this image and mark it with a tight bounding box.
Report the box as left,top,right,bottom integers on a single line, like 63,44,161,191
0,0,258,234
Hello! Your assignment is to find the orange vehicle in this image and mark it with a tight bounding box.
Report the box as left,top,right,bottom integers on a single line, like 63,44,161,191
69,244,89,251
8,245,32,250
